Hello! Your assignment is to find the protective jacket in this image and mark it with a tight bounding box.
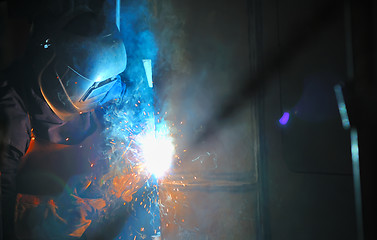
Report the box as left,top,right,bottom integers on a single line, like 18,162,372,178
0,61,97,240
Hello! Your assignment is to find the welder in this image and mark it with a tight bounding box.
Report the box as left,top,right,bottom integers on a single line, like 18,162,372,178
0,2,127,239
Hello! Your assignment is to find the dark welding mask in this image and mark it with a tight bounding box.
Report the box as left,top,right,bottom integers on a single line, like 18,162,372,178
38,10,127,121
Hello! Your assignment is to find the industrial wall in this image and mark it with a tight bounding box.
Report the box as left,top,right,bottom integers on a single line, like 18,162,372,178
259,0,371,239
156,0,360,239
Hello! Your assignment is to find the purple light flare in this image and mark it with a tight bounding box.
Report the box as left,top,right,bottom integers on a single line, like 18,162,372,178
279,112,290,125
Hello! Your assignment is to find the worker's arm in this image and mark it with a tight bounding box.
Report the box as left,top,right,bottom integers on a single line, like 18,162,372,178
16,132,99,196
0,80,31,240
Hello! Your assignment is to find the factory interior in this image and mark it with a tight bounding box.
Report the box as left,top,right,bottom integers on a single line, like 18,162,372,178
0,0,376,239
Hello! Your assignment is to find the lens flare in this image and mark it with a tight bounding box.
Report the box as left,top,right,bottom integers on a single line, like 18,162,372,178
139,123,174,178
279,112,290,125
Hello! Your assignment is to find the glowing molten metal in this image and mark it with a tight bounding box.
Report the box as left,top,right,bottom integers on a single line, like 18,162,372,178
139,124,174,178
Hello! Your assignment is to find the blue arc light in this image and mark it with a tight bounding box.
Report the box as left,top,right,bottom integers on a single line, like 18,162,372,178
279,112,290,125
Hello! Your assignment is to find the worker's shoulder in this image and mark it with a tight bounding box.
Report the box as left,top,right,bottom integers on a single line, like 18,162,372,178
0,68,32,154
0,76,27,113
0,63,29,110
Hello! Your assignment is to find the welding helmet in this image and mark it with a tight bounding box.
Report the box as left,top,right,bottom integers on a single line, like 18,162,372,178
37,9,127,121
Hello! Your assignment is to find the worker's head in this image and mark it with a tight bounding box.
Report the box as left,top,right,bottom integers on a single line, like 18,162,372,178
28,4,127,121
